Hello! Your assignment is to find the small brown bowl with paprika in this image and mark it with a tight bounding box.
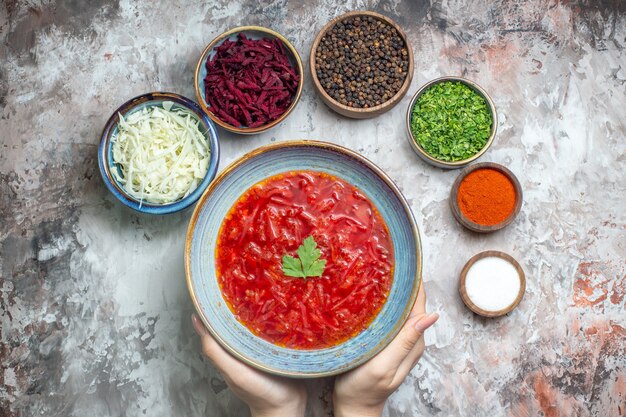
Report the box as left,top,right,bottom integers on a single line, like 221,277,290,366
450,162,522,233
310,11,414,119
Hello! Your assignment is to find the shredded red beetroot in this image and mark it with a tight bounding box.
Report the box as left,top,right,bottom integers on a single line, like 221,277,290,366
204,33,300,128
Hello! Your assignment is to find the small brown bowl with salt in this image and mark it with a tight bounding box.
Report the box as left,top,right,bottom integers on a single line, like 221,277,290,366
309,11,414,119
195,26,304,135
459,251,526,318
450,162,523,233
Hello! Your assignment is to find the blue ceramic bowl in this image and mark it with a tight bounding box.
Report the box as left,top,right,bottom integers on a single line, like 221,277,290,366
98,92,220,214
194,26,304,135
185,141,422,377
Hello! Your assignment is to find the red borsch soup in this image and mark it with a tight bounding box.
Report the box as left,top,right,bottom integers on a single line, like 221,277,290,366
216,170,394,349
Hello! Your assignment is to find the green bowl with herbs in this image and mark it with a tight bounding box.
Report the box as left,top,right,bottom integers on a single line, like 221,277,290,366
406,77,497,169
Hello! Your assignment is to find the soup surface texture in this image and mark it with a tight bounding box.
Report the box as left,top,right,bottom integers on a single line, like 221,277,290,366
216,170,394,349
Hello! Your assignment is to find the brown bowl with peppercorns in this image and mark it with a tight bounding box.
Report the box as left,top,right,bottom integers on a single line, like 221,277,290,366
310,11,414,119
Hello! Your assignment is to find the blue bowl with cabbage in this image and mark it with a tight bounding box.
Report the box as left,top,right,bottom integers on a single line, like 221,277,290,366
98,92,220,214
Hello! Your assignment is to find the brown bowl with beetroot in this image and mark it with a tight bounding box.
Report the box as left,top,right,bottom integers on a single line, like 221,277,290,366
195,26,304,135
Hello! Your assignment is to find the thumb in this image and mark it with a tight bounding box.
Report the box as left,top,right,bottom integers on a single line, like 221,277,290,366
372,313,439,369
192,313,221,360
400,313,439,353
192,313,209,337
192,313,252,380
395,313,439,378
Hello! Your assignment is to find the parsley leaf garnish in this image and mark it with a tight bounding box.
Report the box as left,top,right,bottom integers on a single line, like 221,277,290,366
282,236,326,279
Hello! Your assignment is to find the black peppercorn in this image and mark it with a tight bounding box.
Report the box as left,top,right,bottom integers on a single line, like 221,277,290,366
315,15,409,108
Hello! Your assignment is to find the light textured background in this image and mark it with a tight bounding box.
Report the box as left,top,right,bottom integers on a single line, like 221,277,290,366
1,1,625,416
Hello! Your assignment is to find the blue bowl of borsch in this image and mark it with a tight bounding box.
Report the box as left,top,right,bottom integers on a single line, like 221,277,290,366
185,140,421,377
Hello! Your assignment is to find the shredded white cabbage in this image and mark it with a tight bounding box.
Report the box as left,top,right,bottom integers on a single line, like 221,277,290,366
111,102,210,205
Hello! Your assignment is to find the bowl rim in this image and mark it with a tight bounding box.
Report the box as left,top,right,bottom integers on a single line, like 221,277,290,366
458,250,526,317
194,25,305,135
98,91,220,214
405,76,497,168
308,10,414,118
185,140,422,377
449,162,523,233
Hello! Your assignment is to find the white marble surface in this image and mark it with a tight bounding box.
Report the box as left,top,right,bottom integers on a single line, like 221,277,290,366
1,1,625,416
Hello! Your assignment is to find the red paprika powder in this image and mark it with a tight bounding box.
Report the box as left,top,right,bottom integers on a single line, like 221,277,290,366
457,168,516,225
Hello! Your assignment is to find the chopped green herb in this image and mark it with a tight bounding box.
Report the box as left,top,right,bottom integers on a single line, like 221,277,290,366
410,81,493,162
282,236,327,279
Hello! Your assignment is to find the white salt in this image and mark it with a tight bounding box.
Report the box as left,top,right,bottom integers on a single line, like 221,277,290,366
465,256,521,312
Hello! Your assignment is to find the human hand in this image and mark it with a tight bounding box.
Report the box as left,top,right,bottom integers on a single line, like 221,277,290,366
333,284,438,417
192,314,307,417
